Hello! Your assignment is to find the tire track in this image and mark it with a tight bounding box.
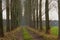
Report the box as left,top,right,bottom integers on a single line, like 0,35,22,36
16,29,23,40
27,29,45,40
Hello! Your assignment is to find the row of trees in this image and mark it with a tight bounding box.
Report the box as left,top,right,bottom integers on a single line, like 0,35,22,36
24,0,60,39
0,0,22,37
24,0,50,33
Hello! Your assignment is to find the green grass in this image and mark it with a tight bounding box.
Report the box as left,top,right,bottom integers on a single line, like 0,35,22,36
43,26,58,36
51,26,58,36
22,27,32,40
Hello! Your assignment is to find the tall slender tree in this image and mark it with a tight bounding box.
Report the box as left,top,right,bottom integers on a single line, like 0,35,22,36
58,0,60,39
31,0,35,28
36,0,38,29
39,0,43,31
28,0,32,27
33,0,35,28
6,0,10,32
24,0,28,25
0,0,4,37
11,0,16,30
11,0,15,30
45,0,50,34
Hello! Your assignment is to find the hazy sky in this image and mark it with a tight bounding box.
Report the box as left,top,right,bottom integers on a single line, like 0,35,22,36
2,0,6,19
2,0,58,20
42,0,58,20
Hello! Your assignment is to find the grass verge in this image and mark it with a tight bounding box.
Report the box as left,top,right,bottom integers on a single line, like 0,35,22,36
22,27,32,40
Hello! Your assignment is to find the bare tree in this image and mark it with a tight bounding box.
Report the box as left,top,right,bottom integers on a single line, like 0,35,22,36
58,0,60,39
36,0,38,29
6,0,10,32
0,0,4,37
24,0,29,25
11,0,15,30
31,0,35,28
39,0,43,31
28,0,32,27
45,0,50,34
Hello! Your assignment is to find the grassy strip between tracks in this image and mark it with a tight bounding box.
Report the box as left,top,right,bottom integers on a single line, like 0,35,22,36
22,27,32,40
27,27,58,40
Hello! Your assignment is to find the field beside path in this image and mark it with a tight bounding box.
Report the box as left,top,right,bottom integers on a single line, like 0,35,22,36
27,26,58,40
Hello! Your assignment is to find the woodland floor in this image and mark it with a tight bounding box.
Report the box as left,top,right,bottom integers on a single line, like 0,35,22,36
0,26,58,40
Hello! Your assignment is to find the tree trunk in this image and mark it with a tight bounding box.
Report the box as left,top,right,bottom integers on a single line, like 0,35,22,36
0,0,4,37
36,0,38,29
39,0,43,31
6,0,10,32
26,0,32,27
58,0,60,39
31,0,35,28
45,0,50,34
11,0,15,30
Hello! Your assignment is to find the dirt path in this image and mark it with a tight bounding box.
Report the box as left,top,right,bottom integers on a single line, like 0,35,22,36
27,29,45,40
16,30,23,40
15,27,45,40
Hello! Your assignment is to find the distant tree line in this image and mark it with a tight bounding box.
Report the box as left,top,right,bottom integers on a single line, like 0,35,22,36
24,0,50,33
